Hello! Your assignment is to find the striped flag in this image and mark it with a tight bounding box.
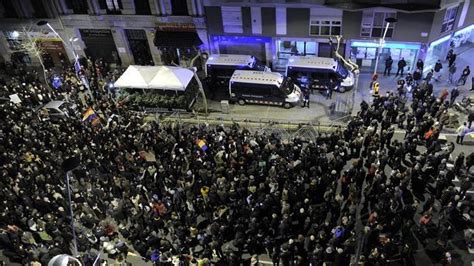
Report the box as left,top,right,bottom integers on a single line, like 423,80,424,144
82,107,100,125
196,139,208,151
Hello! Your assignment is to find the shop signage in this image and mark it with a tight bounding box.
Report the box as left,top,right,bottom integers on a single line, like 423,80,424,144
156,23,196,32
79,29,113,38
37,40,65,51
212,35,271,43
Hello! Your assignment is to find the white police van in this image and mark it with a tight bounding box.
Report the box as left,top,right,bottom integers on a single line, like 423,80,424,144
229,70,301,109
286,56,355,92
205,54,270,97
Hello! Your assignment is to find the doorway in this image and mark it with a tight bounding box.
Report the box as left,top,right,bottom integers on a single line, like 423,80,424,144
125,29,153,65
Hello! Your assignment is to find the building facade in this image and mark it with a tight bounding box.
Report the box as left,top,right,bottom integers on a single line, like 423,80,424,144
0,0,208,67
1,0,473,74
203,0,474,72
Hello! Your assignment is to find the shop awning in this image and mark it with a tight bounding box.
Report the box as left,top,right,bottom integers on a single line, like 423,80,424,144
153,30,203,48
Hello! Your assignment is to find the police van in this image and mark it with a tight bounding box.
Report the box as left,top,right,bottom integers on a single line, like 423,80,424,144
286,56,355,92
205,54,270,97
229,70,301,109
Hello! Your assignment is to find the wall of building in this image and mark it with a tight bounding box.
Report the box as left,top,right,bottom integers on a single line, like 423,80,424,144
0,0,208,67
341,11,362,40
459,0,474,28
204,6,223,34
392,12,433,43
261,7,276,36
286,8,310,37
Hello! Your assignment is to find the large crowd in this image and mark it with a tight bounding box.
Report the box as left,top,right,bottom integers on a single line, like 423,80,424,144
0,55,473,265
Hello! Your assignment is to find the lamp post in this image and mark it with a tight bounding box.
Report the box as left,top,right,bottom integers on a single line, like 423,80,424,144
373,17,398,76
61,156,81,258
37,20,94,101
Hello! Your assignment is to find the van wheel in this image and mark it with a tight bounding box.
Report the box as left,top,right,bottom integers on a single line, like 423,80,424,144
283,102,292,109
238,99,245,105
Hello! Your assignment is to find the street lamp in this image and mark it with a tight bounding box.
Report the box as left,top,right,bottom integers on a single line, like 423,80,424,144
61,156,81,258
37,20,94,101
373,17,398,76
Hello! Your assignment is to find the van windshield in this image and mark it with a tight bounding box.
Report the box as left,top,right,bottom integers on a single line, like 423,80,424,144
336,62,349,79
280,77,295,95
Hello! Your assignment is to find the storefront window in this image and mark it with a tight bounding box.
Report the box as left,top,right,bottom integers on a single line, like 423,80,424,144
452,25,474,50
350,41,420,73
277,41,317,57
275,40,318,71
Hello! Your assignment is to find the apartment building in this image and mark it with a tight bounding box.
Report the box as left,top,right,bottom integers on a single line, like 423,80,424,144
203,0,474,72
1,0,473,74
0,0,208,67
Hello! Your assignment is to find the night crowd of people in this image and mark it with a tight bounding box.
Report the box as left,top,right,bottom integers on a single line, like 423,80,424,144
0,54,473,266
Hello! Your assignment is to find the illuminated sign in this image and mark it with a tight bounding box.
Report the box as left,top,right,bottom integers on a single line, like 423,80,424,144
351,41,421,50
156,23,196,32
454,24,474,36
212,35,271,43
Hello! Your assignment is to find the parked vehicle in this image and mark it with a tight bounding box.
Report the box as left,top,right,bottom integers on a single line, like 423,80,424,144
229,70,301,108
205,54,270,98
37,100,77,122
286,56,355,92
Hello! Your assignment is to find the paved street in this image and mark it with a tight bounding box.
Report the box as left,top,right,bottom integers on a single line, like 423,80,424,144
194,46,474,130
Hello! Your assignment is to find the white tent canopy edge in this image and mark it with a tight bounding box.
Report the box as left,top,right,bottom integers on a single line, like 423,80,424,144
114,65,195,91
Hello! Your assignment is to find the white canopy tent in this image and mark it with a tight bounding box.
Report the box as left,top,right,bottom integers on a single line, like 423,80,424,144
114,65,195,91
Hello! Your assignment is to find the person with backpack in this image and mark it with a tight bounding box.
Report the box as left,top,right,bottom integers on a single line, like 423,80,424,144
396,58,407,76
458,66,470,86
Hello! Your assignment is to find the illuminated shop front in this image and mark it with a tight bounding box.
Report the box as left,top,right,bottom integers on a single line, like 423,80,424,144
425,35,452,68
451,24,474,52
210,35,272,66
425,24,473,69
3,30,67,66
348,40,421,73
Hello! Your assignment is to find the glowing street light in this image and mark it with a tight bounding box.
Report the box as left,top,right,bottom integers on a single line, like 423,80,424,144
37,20,94,101
373,17,398,76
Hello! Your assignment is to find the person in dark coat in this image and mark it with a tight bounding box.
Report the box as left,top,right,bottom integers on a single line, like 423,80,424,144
396,58,407,76
384,56,393,76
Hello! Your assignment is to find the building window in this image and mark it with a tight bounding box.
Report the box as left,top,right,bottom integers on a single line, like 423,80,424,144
171,0,189,16
65,0,89,14
441,6,458,33
278,40,316,58
360,11,396,38
0,0,18,18
309,19,341,36
134,0,151,15
99,0,123,14
222,6,243,33
30,0,49,18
